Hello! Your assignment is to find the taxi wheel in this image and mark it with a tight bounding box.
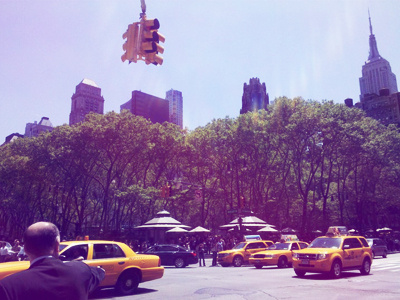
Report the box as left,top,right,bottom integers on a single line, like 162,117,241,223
360,258,371,275
255,265,263,269
330,260,342,279
294,269,306,277
116,270,140,295
277,256,288,268
383,251,387,258
232,256,243,267
174,257,186,268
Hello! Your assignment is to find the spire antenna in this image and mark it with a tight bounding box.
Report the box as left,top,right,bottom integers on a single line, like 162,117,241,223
368,9,373,35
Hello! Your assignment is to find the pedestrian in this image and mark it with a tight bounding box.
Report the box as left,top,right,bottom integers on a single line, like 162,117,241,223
198,243,206,267
0,242,9,263
0,221,105,300
211,241,218,266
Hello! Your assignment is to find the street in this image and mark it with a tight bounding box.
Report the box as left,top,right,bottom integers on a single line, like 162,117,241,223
91,253,400,300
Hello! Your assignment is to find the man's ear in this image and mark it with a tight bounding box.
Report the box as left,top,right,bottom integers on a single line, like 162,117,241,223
52,240,60,257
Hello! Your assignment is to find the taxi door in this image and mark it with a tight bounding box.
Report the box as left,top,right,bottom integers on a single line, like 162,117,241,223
244,242,268,261
342,238,363,268
89,243,128,287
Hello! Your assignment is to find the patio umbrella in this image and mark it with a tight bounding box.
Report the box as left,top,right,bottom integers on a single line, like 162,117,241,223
166,227,188,233
281,227,297,233
258,226,279,232
135,210,191,229
377,227,392,232
189,226,210,233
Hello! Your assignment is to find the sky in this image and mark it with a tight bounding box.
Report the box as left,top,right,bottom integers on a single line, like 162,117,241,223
1,0,400,141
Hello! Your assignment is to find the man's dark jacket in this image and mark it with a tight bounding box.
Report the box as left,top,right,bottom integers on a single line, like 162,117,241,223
0,256,105,300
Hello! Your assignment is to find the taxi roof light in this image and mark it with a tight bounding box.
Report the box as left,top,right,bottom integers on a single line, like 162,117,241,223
326,226,348,237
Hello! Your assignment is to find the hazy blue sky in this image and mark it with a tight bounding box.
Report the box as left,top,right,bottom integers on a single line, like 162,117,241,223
1,0,399,141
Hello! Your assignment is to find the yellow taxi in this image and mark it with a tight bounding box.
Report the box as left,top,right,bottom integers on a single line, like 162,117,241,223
249,241,309,268
292,227,373,279
0,240,164,295
217,238,274,267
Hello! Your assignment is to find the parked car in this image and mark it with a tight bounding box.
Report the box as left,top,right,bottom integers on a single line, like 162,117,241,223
142,244,198,268
0,240,164,295
366,238,388,258
249,241,309,268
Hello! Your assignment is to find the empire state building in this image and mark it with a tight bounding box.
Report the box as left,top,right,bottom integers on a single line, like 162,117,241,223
359,13,398,101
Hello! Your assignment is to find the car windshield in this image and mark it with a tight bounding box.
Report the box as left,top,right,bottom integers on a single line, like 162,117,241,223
232,242,246,250
309,237,342,249
268,243,290,250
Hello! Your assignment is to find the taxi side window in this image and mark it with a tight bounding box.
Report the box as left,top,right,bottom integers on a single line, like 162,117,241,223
61,245,88,261
93,244,125,259
343,238,362,249
291,243,299,250
246,242,264,250
359,238,369,247
299,242,308,249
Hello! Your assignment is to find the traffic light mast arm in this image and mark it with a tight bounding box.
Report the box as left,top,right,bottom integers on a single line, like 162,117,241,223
140,0,146,18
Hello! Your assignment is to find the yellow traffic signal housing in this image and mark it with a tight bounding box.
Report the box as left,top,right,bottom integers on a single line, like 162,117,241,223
140,18,165,65
121,23,139,63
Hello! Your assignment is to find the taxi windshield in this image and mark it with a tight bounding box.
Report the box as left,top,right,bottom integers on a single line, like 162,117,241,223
232,242,246,250
309,237,342,249
268,243,290,250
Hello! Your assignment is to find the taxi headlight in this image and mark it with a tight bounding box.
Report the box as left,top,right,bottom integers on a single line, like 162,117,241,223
317,253,328,260
265,254,276,258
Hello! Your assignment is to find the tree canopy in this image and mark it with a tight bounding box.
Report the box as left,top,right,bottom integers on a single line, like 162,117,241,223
1,98,400,239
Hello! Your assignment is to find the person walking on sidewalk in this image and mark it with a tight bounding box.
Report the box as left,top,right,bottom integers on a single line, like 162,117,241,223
198,243,206,267
211,243,218,266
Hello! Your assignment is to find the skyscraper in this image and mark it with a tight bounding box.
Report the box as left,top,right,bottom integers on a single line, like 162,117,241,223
240,78,269,114
166,89,183,128
120,90,169,124
356,13,400,126
69,79,104,126
359,13,398,101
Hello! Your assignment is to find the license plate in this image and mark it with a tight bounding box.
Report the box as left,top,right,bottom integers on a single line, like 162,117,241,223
301,259,310,265
255,260,261,263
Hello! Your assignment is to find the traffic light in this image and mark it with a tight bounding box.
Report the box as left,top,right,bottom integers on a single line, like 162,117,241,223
121,23,139,63
140,18,165,65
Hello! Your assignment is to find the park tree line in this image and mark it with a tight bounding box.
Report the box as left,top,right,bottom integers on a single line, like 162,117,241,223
1,97,400,239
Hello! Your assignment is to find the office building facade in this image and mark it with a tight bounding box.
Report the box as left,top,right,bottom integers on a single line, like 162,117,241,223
25,117,54,137
166,89,183,128
120,90,169,124
69,79,104,126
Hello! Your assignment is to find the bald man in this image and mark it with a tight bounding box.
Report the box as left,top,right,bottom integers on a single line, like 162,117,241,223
0,222,105,300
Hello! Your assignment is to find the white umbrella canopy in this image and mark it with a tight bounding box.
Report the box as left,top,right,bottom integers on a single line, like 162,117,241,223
135,210,191,229
220,216,275,228
258,226,279,232
189,226,210,233
166,227,189,233
377,227,392,231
